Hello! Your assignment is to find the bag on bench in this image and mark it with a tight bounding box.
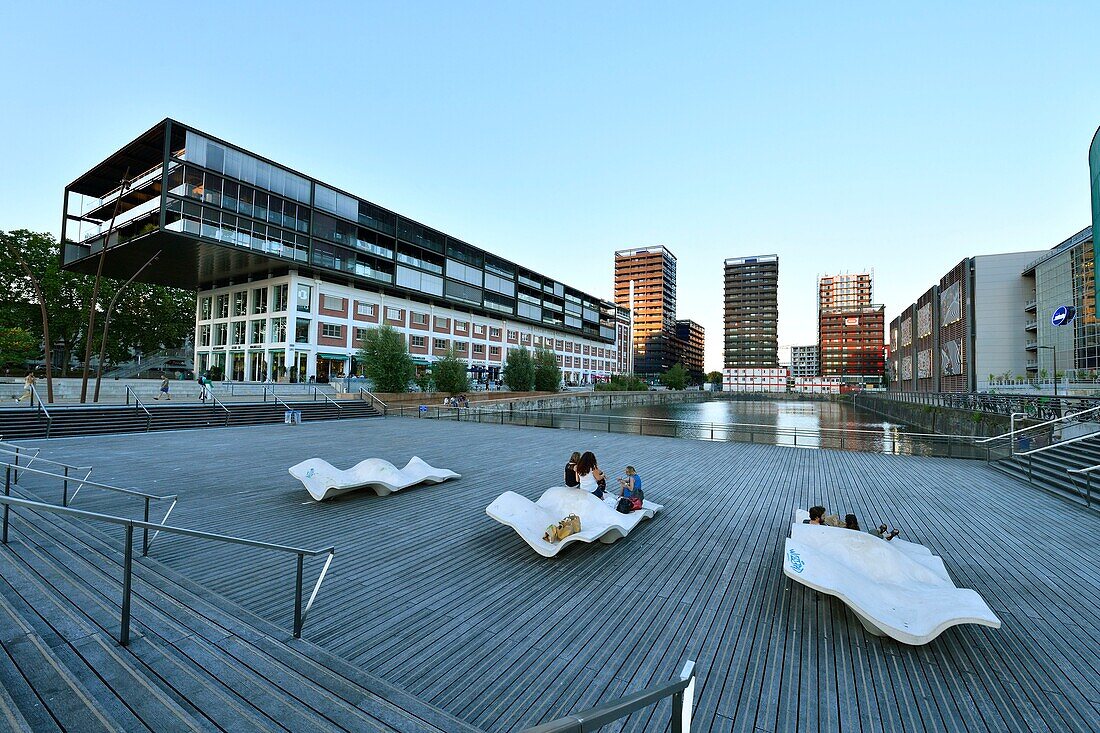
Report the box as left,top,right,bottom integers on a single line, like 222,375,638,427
543,513,581,542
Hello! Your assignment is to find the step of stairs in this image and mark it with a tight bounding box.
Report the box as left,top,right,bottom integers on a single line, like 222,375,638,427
0,400,382,440
0,486,481,732
990,434,1100,511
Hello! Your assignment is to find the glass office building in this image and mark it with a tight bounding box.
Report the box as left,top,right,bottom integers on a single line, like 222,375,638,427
62,119,624,384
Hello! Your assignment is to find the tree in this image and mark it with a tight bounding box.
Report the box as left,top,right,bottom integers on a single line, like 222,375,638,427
432,349,469,394
595,374,648,392
661,363,688,390
0,230,195,390
0,328,38,371
503,347,534,391
357,325,414,393
707,371,723,390
533,347,562,392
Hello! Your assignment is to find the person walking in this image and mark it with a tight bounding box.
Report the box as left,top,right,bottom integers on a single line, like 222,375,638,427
197,372,210,402
13,372,36,402
154,373,171,401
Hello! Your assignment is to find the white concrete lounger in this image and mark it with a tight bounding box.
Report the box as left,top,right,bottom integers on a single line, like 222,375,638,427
784,515,1000,645
289,457,460,501
486,486,663,557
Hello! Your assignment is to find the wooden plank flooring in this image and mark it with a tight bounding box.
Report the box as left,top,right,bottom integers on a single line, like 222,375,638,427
12,416,1100,733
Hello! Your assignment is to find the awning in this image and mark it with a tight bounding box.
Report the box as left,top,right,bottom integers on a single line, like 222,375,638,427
317,353,349,361
411,357,431,365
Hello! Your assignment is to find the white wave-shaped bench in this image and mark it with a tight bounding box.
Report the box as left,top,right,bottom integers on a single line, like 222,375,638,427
784,511,1000,645
486,486,662,557
289,457,460,501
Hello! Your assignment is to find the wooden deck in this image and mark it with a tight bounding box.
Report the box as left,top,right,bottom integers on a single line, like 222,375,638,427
16,416,1100,732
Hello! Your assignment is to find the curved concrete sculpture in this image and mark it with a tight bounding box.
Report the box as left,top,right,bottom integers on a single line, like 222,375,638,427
486,486,662,557
784,516,1000,645
289,457,460,501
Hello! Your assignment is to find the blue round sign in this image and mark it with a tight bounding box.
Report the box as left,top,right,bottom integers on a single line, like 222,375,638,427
1051,305,1076,326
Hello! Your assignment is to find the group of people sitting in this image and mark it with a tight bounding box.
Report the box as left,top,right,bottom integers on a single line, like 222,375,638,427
563,451,644,512
803,505,900,541
442,395,470,408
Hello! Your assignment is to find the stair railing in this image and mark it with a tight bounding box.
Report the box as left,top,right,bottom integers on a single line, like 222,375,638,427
1068,464,1100,509
0,447,89,487
124,386,153,432
3,462,176,556
0,493,335,645
28,383,52,439
359,388,389,416
1013,429,1100,486
0,440,42,481
263,386,294,411
519,661,696,733
311,387,343,417
207,390,231,426
976,404,1100,457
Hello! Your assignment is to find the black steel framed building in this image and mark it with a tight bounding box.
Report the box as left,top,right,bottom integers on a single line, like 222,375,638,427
61,120,625,383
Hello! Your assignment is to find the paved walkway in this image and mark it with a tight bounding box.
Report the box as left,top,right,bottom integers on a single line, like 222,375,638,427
14,418,1100,732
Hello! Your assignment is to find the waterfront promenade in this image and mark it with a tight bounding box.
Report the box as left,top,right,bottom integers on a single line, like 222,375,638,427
15,417,1100,732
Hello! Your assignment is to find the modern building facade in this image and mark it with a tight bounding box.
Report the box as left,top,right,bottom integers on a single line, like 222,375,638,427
818,272,873,311
722,367,787,392
61,120,627,384
614,246,678,377
1024,226,1098,378
674,319,705,384
723,255,779,368
790,345,820,378
818,306,886,386
888,249,1047,392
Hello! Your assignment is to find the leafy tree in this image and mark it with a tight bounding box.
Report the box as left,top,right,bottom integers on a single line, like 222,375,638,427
357,325,414,393
432,349,470,394
661,363,688,390
0,328,38,371
707,371,723,389
414,371,433,393
503,347,534,391
533,347,562,392
0,230,194,384
595,374,649,391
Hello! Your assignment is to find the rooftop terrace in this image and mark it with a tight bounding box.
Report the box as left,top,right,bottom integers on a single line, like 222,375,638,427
15,417,1100,732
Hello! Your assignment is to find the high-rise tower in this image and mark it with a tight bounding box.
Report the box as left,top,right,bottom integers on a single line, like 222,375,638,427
723,255,779,368
614,246,679,376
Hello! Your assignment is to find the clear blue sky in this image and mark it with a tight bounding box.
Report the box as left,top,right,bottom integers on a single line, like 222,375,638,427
2,2,1098,371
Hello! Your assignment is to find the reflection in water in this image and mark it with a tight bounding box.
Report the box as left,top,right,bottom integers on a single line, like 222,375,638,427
574,399,922,453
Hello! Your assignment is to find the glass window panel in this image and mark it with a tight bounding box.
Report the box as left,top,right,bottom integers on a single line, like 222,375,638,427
295,318,310,343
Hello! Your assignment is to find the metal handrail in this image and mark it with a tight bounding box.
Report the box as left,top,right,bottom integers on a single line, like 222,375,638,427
3,461,176,556
1068,463,1100,508
312,387,342,413
520,661,696,733
28,383,52,438
976,404,1100,444
263,386,294,411
402,405,977,442
1014,428,1100,457
359,388,389,415
396,405,982,457
207,390,231,425
0,442,42,477
0,493,335,644
0,447,89,482
125,386,153,431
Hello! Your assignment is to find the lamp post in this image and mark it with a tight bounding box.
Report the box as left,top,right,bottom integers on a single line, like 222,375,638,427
1037,345,1057,397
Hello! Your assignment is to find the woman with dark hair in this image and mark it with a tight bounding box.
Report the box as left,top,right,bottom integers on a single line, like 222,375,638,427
844,514,860,531
564,452,581,488
574,451,606,498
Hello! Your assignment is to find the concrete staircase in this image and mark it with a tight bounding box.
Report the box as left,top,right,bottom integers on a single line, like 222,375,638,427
0,486,481,732
0,399,382,440
989,433,1100,509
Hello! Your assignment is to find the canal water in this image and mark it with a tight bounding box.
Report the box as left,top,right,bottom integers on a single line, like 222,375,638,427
567,397,923,453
